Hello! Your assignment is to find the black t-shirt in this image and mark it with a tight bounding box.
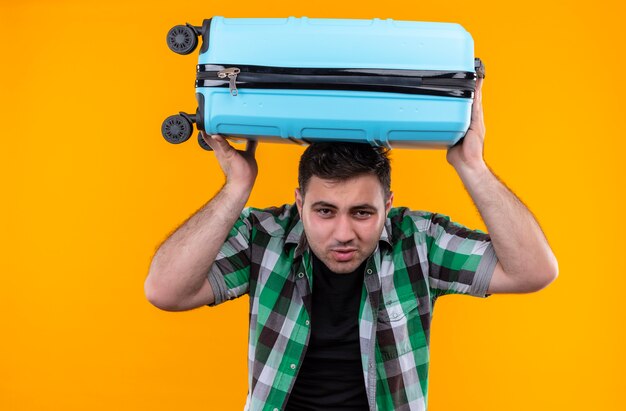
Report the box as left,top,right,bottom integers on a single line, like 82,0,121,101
285,253,369,410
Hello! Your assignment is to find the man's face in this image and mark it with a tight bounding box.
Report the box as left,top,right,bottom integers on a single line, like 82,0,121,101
295,173,393,274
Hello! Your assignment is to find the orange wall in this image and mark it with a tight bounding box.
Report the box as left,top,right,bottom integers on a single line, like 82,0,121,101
1,1,624,409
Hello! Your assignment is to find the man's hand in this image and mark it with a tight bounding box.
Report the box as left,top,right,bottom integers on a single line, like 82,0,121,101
446,77,486,173
201,132,258,192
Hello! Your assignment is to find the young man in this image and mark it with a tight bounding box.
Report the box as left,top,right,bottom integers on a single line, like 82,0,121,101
144,78,558,410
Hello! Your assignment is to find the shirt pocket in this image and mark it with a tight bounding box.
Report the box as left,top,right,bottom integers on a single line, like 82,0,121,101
376,293,422,361
377,293,419,323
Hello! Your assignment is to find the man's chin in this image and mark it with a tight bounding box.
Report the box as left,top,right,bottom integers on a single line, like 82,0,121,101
323,256,364,274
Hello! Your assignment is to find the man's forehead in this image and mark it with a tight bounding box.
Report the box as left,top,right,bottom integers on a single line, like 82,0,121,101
307,174,381,189
302,175,386,206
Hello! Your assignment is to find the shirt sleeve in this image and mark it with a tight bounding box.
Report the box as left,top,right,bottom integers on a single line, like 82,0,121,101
427,212,498,298
206,208,253,306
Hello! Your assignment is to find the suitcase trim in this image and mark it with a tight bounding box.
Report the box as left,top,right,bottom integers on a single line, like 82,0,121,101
195,64,478,98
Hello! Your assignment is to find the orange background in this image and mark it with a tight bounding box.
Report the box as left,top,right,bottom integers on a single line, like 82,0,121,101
1,0,625,409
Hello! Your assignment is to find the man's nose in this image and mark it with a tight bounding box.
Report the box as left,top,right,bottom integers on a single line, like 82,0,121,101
333,214,356,244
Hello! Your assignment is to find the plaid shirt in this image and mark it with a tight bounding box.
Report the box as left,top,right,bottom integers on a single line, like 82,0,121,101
207,203,497,411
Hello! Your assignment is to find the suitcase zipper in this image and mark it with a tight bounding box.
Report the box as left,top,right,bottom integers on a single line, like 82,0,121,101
200,63,482,98
217,67,241,96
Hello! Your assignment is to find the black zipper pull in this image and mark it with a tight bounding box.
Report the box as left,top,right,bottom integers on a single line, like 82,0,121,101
474,58,485,79
217,67,241,96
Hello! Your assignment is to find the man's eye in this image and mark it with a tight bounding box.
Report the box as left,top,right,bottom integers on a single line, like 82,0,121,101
354,210,373,218
316,208,333,216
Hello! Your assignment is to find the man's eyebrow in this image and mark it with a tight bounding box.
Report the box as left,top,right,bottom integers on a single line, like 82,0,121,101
310,201,338,209
309,201,377,211
350,204,378,211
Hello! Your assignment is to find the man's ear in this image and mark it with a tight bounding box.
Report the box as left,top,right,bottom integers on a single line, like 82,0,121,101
385,192,394,215
295,188,303,216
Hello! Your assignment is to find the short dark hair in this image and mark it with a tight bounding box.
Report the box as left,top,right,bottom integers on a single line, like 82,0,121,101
298,142,391,199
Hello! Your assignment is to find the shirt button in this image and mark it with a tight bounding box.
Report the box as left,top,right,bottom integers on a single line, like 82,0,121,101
366,269,373,275
273,409,279,411
290,363,296,370
297,272,304,278
391,312,399,319
305,320,310,326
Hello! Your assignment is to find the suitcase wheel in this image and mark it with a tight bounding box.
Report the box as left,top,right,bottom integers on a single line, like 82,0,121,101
161,114,194,144
166,24,198,55
197,132,213,151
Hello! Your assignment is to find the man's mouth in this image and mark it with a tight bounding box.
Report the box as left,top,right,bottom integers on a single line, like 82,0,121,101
330,248,358,262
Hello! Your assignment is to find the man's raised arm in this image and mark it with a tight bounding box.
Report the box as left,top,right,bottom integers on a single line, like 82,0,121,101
446,78,558,294
144,133,258,311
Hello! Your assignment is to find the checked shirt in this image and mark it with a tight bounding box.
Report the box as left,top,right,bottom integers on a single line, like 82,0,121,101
207,203,498,411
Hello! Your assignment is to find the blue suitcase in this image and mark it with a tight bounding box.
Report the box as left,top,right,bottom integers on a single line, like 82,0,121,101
161,16,485,150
